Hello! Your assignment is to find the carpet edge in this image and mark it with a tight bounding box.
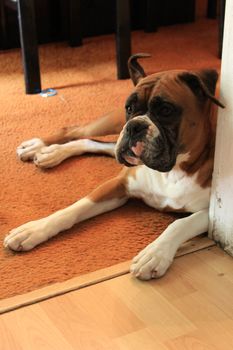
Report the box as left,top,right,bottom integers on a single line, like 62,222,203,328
0,236,215,315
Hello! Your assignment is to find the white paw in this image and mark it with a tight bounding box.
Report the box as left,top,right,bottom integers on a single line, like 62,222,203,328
4,219,51,251
17,138,45,161
34,144,66,168
130,241,175,280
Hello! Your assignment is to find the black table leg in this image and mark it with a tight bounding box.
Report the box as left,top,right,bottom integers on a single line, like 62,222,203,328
115,0,131,79
145,0,158,32
17,0,41,94
207,0,217,19
69,0,82,47
0,1,7,48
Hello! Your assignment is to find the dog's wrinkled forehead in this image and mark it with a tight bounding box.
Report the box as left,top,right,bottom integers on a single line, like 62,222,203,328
125,71,191,120
127,53,224,113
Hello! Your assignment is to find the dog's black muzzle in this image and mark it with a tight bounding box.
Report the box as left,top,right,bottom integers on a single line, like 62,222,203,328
116,119,149,166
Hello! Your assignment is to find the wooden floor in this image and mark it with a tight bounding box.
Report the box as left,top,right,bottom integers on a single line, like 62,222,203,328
0,246,233,350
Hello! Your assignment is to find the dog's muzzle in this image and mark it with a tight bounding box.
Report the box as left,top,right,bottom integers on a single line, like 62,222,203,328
115,114,178,172
115,118,150,167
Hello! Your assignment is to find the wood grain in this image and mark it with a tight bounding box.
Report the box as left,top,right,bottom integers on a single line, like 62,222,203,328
0,236,214,315
0,246,233,350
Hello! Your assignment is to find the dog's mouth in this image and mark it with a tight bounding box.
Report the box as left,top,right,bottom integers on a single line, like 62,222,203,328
122,149,140,166
117,141,145,167
116,132,178,171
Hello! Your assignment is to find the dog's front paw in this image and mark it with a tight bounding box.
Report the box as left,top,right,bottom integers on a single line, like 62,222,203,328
130,241,175,280
17,138,45,161
4,219,51,251
34,144,66,169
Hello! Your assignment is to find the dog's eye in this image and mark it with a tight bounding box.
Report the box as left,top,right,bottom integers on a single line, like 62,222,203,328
126,105,133,114
159,103,173,116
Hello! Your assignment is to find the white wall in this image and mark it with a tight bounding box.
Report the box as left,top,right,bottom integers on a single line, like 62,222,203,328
209,0,233,255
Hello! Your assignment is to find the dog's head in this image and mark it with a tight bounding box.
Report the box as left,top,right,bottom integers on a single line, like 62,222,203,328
115,54,224,172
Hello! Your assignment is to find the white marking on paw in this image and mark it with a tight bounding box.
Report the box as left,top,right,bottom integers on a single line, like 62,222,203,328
130,240,174,280
33,139,113,168
16,138,45,161
34,144,67,168
4,219,52,251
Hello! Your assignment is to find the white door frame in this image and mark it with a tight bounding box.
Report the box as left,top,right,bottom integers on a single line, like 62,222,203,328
209,0,233,256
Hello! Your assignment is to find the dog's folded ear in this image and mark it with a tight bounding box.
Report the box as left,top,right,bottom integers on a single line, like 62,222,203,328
179,70,225,108
197,69,219,95
128,53,151,86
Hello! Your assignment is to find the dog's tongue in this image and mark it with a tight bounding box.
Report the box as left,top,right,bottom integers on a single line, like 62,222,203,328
123,155,140,166
123,141,145,166
131,141,144,157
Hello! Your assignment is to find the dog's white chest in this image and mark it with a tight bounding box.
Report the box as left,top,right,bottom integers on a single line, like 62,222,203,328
126,165,210,212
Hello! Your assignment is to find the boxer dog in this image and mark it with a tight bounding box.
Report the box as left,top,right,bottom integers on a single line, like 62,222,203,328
4,54,224,280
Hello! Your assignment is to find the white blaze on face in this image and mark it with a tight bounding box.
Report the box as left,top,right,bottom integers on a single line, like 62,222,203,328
134,115,160,137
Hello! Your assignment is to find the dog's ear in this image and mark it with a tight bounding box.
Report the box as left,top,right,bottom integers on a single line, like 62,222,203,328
128,53,151,86
197,69,219,95
179,70,225,108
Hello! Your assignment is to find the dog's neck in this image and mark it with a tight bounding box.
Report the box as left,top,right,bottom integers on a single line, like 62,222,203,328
179,101,217,188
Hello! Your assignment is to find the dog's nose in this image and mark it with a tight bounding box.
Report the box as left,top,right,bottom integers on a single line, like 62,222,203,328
126,121,148,137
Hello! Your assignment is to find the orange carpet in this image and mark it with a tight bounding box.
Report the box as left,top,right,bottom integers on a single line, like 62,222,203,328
0,18,220,300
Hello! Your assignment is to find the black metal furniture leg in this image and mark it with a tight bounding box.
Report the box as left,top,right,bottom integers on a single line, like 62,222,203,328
207,0,217,19
145,0,158,32
17,0,41,94
69,0,82,47
115,0,131,79
0,0,7,48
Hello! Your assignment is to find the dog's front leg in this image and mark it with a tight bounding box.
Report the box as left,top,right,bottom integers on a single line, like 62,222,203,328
130,209,209,280
17,108,126,162
33,140,116,169
4,175,128,251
